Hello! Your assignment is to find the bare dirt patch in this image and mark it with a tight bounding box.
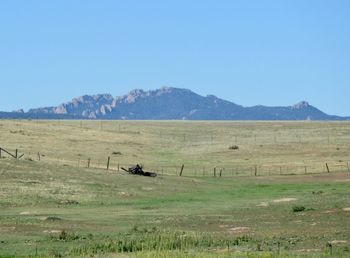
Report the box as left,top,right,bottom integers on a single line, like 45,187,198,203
323,209,338,214
20,211,38,215
273,198,297,203
335,179,350,182
257,198,296,207
330,240,348,244
229,227,249,233
342,207,350,211
296,248,321,253
257,202,269,207
118,191,133,197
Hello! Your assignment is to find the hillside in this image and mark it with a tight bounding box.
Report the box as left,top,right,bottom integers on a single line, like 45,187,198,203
0,120,349,257
1,87,348,120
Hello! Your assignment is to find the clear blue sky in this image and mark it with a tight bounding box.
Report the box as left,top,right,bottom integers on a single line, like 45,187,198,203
1,0,349,116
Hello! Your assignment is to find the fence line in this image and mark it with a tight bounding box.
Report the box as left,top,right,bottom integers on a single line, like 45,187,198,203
1,147,349,177
0,147,24,159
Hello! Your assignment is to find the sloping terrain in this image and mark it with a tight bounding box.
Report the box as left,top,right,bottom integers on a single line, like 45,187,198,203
0,120,349,257
1,87,347,120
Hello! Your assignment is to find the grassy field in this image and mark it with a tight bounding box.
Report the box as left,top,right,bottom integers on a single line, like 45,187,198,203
0,120,349,257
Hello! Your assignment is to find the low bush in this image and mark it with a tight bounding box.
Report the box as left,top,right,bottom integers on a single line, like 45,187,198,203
292,206,305,212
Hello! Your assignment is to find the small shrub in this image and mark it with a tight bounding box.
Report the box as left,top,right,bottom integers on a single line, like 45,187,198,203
45,216,62,221
60,200,79,205
59,230,67,240
312,190,323,195
229,145,239,150
131,225,139,232
112,151,122,155
50,230,81,241
292,206,305,212
256,242,262,251
48,249,62,258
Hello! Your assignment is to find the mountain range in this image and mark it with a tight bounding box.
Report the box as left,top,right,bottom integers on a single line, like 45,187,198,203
1,87,348,120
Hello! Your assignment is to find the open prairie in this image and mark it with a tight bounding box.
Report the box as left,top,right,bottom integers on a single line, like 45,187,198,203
0,120,349,257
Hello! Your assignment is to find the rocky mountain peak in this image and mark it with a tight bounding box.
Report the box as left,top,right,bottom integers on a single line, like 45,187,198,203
13,109,24,113
74,94,113,103
292,101,310,109
22,88,348,120
156,86,173,95
124,89,145,103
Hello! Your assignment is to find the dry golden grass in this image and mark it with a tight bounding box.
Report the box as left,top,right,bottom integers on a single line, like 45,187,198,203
0,120,349,257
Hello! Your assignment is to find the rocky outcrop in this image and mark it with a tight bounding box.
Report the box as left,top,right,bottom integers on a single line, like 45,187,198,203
9,87,348,120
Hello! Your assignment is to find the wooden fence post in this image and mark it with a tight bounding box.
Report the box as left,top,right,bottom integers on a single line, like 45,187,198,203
326,163,330,173
214,167,216,177
107,157,110,170
37,152,41,161
304,166,307,174
87,158,90,168
179,164,184,176
15,149,18,159
254,165,257,176
0,148,2,158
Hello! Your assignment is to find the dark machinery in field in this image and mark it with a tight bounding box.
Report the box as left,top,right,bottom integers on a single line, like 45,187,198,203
121,164,157,177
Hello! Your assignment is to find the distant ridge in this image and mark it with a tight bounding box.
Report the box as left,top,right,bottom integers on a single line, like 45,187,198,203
1,87,349,120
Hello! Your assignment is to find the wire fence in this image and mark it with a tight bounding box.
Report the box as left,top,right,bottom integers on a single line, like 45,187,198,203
1,147,349,177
